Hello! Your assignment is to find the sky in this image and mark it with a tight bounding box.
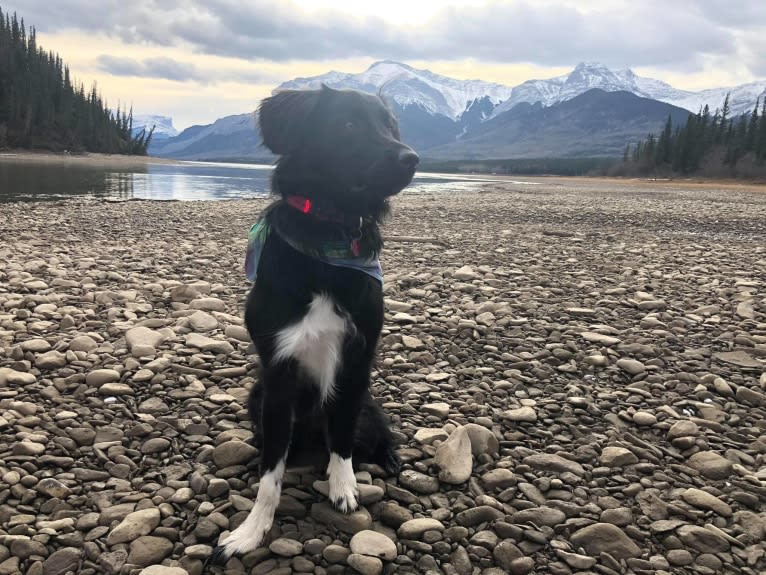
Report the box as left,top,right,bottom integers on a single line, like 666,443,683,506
4,0,765,130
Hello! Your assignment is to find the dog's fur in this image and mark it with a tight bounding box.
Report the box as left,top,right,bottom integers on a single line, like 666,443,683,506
212,86,418,561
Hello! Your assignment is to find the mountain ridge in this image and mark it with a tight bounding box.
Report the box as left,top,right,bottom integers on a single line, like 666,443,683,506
149,61,766,161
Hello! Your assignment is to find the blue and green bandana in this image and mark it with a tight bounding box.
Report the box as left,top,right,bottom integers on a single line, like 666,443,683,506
245,219,383,285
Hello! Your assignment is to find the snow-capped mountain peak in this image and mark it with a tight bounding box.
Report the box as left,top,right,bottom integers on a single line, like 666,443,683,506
131,115,178,138
276,60,514,120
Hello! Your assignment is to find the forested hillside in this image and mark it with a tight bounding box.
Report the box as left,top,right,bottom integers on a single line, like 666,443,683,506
617,96,766,178
0,7,151,154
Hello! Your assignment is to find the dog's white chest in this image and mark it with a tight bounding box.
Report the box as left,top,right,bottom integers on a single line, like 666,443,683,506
273,294,347,403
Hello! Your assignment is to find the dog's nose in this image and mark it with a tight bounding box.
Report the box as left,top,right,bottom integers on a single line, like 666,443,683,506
398,149,419,169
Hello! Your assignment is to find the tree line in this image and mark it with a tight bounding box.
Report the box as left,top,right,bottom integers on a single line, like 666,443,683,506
0,6,152,154
616,95,766,178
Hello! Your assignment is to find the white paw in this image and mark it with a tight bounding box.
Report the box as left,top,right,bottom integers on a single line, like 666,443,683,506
214,460,284,560
327,453,358,513
217,511,273,559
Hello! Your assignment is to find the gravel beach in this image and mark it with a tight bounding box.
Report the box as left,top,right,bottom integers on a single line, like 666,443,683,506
1,178,765,575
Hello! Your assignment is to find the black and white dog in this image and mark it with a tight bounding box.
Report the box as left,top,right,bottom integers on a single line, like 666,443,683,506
213,86,419,560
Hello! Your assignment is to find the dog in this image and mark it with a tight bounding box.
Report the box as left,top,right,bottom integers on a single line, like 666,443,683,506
211,85,419,562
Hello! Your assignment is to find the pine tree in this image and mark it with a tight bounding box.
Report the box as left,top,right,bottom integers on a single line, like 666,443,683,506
0,6,149,154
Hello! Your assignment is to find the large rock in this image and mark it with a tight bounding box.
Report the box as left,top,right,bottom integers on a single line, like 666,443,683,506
106,508,161,545
188,310,218,332
687,451,732,480
434,426,473,484
681,488,732,516
570,523,641,559
398,518,445,539
42,547,81,575
85,369,121,386
600,446,639,467
523,453,585,476
185,333,234,354
0,367,36,385
212,440,258,468
68,335,98,352
125,327,166,350
310,502,372,534
677,525,730,552
350,530,397,561
127,536,173,567
463,423,499,456
36,350,66,369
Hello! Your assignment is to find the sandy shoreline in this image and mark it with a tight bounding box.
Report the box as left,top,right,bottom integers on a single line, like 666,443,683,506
0,150,179,168
1,183,765,574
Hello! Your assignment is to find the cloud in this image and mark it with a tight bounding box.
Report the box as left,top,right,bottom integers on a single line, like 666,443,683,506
5,0,765,77
97,55,205,82
95,54,279,85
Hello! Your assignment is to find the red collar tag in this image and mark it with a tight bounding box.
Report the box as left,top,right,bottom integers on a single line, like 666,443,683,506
287,196,313,214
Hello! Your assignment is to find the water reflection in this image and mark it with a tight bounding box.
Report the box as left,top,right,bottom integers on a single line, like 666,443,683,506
0,159,540,202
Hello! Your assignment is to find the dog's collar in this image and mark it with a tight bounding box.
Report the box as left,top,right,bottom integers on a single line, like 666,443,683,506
285,195,362,229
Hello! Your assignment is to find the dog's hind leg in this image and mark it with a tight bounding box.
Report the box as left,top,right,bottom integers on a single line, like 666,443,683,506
211,366,295,562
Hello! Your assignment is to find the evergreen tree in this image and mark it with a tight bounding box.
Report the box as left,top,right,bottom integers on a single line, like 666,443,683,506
0,5,149,154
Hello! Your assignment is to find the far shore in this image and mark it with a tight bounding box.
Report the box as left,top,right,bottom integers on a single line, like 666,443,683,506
0,150,179,168
2,150,764,192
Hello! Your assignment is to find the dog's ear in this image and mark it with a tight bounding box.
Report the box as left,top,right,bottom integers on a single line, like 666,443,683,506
257,89,321,154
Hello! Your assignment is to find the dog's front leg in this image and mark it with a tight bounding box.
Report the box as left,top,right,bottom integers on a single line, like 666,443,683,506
212,371,294,562
324,366,370,513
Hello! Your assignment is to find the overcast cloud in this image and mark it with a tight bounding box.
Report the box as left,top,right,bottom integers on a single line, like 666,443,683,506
5,0,764,77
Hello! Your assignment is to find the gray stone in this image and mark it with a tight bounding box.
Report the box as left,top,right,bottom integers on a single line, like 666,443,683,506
511,506,566,527
36,478,71,498
188,310,218,332
36,350,66,369
185,333,234,354
481,468,515,490
85,369,121,386
189,297,227,312
493,540,523,570
398,518,445,539
125,327,166,350
600,446,639,467
127,536,173,567
310,502,372,534
269,538,304,557
523,453,585,476
212,440,258,468
570,523,641,559
349,530,397,561
106,508,161,545
422,402,450,418
502,406,537,422
617,358,645,375
399,469,440,494
347,553,383,575
68,335,98,352
687,451,733,480
677,525,730,552
42,547,80,575
681,488,732,516
434,426,473,484
463,423,499,456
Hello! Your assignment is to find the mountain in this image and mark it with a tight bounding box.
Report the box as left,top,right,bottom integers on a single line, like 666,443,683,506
279,60,514,120
132,115,178,140
427,89,692,159
491,62,766,118
149,61,766,161
148,113,270,161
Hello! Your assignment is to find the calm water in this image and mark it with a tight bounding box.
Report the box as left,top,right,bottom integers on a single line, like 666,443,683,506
0,158,534,202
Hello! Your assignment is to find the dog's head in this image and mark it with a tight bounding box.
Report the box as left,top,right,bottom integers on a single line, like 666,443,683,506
258,86,418,215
